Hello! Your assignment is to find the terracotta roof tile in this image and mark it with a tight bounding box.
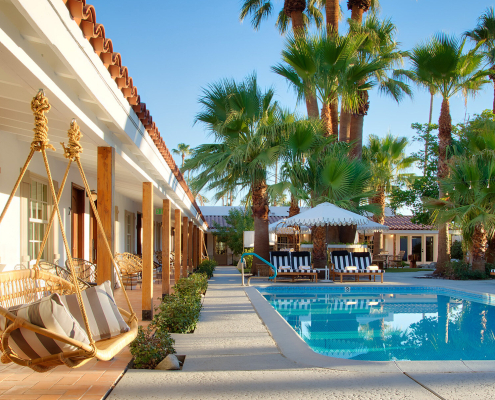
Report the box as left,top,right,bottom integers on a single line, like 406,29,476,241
63,0,204,223
383,216,434,231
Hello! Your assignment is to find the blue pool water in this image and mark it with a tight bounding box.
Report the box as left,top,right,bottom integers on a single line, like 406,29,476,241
259,286,495,361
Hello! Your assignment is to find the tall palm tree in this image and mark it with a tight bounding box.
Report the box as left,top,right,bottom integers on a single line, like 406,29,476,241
427,151,495,271
363,134,417,255
465,7,495,113
345,16,411,158
172,143,191,168
240,0,323,36
183,74,282,274
406,33,489,273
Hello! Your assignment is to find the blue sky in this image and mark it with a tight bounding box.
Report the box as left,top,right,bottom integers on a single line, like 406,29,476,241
89,0,493,204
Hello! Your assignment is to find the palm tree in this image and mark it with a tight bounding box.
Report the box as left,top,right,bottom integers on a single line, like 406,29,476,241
172,143,191,168
406,33,489,273
183,74,282,274
363,134,417,255
345,16,411,158
465,7,495,113
273,31,386,137
240,0,323,36
427,151,495,271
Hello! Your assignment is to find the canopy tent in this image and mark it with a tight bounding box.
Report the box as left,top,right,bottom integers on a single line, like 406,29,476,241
357,219,389,234
284,202,369,227
268,219,311,235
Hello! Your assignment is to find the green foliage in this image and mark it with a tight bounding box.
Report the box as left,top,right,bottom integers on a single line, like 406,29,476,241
175,273,208,298
213,209,254,256
485,263,495,278
443,260,488,280
450,240,464,260
196,259,217,279
153,294,202,334
130,325,176,369
241,248,254,272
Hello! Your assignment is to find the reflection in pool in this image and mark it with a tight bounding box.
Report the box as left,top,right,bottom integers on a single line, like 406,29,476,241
262,290,495,361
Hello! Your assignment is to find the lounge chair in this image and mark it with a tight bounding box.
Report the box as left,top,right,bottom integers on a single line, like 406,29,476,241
351,252,384,282
269,251,317,283
330,250,357,282
291,251,318,281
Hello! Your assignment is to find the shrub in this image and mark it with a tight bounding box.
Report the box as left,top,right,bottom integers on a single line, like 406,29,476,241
130,325,175,369
175,273,208,298
153,294,202,333
241,248,253,272
196,259,217,279
444,260,488,280
450,240,464,260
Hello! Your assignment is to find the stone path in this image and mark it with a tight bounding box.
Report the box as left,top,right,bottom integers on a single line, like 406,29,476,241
110,267,495,400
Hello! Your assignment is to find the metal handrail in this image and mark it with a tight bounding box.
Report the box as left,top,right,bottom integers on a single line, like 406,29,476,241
239,252,277,286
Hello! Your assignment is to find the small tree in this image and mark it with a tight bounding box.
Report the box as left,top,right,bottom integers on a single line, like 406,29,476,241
213,209,254,261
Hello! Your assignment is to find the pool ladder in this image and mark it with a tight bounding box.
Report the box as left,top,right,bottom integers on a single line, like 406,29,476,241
238,252,277,286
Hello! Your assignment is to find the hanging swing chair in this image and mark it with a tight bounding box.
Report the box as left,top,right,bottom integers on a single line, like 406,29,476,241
0,91,138,372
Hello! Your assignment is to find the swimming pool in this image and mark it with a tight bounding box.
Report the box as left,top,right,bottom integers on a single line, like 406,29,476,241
259,286,495,361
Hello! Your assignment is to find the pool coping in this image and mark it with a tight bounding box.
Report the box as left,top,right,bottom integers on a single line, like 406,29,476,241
244,285,495,373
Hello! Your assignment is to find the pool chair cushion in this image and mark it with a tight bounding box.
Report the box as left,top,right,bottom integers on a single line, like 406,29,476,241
61,280,130,341
0,293,90,360
297,266,318,273
331,251,353,271
270,251,291,270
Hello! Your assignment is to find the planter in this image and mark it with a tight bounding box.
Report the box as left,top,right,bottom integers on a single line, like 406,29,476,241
300,244,368,251
129,355,186,370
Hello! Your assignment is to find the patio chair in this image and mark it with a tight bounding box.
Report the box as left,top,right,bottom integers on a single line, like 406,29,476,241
389,251,405,268
65,258,97,286
290,251,318,281
39,261,91,291
351,252,384,283
269,251,317,283
330,250,357,282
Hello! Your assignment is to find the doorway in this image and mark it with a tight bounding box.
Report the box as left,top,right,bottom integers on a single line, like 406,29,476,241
136,212,142,255
89,200,98,263
71,184,85,259
426,236,434,262
412,236,422,262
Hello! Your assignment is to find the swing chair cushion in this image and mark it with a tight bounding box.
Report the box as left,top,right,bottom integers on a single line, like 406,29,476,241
61,280,130,341
0,294,90,361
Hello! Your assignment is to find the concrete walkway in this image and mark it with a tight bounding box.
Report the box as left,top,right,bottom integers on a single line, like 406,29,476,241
109,267,495,400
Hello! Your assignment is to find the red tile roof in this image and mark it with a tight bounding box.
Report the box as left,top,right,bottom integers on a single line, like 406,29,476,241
383,216,434,231
63,0,204,223
205,215,284,230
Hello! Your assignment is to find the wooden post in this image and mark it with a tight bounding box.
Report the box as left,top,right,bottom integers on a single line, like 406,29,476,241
142,182,153,321
200,229,204,261
162,199,171,297
174,209,182,284
182,216,189,278
188,221,193,273
192,226,198,269
97,147,115,287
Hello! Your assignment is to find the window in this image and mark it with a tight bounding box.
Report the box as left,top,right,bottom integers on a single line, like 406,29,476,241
125,211,135,253
28,181,49,261
277,236,288,246
215,240,227,255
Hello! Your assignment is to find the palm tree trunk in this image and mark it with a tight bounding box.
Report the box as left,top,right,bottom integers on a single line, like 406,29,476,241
436,98,452,274
339,109,351,142
491,67,495,114
251,180,270,275
371,190,385,256
350,5,364,23
291,10,305,36
486,236,495,264
349,114,364,158
471,223,487,272
312,225,327,269
289,194,300,217
181,154,185,168
425,91,434,176
331,100,339,138
321,101,335,137
326,0,339,34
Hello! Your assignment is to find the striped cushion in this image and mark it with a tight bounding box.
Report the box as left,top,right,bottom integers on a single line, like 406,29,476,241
0,294,90,361
270,252,291,269
331,252,353,271
296,268,317,273
291,252,312,269
277,268,293,273
352,252,372,271
61,281,129,341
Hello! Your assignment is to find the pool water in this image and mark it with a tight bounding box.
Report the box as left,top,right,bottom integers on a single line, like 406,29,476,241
260,286,495,361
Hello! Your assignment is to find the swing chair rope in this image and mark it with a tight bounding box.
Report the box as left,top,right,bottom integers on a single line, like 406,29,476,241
64,121,136,323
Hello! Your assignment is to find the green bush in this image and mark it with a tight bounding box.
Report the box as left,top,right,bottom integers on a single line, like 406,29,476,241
450,240,464,260
130,325,176,369
175,273,208,298
196,259,217,279
242,248,253,272
444,260,488,280
153,294,202,333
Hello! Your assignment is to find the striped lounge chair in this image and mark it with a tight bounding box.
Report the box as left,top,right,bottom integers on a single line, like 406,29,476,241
351,252,384,283
330,251,355,282
291,251,318,282
269,251,318,283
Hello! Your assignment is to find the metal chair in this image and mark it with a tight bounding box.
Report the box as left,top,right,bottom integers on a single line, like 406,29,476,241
66,258,97,286
39,261,91,290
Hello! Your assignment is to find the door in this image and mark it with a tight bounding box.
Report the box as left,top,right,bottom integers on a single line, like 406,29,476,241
213,235,228,265
425,236,434,262
399,236,408,261
89,200,97,263
412,236,422,262
71,184,85,259
136,212,142,255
